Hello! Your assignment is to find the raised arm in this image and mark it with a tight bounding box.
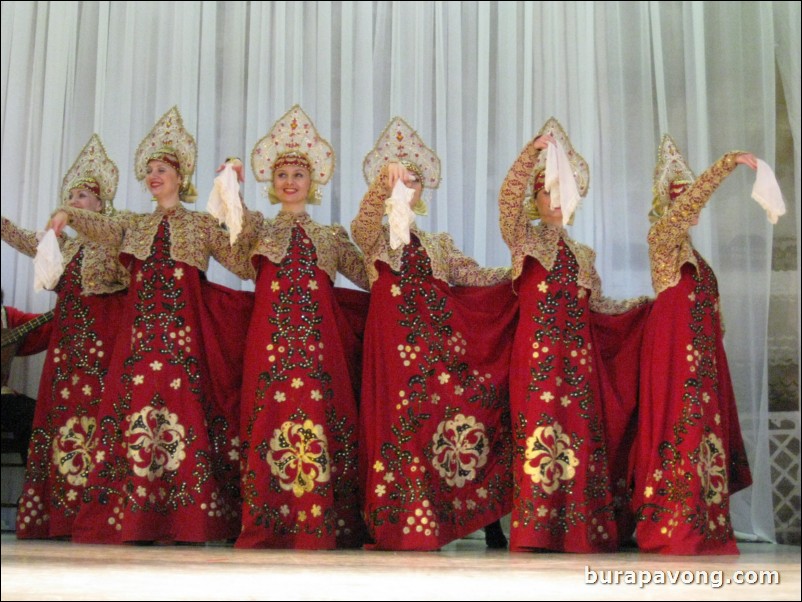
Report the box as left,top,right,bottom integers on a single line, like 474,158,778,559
57,207,126,248
647,152,744,254
351,164,390,259
498,137,547,248
1,216,41,257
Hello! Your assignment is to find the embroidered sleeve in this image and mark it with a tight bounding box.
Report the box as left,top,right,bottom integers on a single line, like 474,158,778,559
351,165,390,285
238,206,265,249
202,212,254,281
216,203,264,255
1,217,40,257
332,224,370,291
79,240,131,295
227,206,268,281
648,152,740,293
442,234,511,287
499,139,540,249
63,207,126,249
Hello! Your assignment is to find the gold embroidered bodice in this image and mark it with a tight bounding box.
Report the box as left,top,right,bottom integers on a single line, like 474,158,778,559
242,210,369,290
648,153,740,294
63,204,253,280
1,216,129,295
351,167,510,288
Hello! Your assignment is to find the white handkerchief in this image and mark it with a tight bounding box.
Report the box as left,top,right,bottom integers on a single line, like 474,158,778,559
751,159,786,225
544,141,581,226
33,229,63,292
385,179,416,250
207,163,243,245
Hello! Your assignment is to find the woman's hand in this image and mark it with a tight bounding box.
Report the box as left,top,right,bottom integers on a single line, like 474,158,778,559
47,210,69,236
735,152,758,171
387,162,415,191
217,157,244,182
533,134,556,151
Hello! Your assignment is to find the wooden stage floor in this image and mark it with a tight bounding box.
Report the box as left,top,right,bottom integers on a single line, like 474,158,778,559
2,533,799,600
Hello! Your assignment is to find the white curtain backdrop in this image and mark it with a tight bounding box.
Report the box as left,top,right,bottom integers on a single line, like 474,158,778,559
2,0,799,543
773,1,802,525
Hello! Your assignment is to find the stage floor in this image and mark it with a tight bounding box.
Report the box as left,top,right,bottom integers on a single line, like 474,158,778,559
1,533,799,600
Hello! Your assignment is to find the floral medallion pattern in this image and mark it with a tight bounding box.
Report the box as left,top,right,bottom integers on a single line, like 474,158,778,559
431,414,489,488
523,422,579,494
125,405,187,481
52,416,98,486
267,419,331,498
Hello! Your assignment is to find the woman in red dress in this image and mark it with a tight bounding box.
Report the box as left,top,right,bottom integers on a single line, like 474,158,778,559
2,135,128,539
51,107,253,544
353,117,517,551
499,119,648,553
632,135,756,554
234,105,368,549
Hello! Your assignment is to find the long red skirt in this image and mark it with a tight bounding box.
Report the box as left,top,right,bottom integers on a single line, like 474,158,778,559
71,218,250,543
361,237,517,550
509,248,620,552
16,249,125,539
632,254,752,554
236,226,364,549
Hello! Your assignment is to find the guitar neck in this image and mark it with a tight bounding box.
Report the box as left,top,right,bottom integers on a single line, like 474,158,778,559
1,309,55,348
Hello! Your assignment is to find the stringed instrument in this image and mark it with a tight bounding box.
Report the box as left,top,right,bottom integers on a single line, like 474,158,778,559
1,309,54,386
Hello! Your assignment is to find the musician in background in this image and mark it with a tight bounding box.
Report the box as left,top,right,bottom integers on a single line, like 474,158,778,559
1,288,53,464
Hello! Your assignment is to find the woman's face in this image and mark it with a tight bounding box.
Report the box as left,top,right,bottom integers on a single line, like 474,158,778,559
145,159,181,201
67,187,102,212
535,189,562,226
273,165,312,209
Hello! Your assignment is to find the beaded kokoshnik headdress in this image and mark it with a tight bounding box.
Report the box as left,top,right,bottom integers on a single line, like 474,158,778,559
650,134,696,224
61,134,119,215
134,106,198,202
527,117,589,221
362,116,441,216
251,104,335,205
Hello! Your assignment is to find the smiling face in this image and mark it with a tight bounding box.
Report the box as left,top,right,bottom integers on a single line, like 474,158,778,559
272,164,312,212
145,159,181,205
67,186,103,213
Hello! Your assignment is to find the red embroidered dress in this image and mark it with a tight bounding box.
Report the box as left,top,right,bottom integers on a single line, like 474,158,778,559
66,206,252,543
352,174,516,551
2,218,127,539
498,143,647,552
633,153,752,554
236,212,368,549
